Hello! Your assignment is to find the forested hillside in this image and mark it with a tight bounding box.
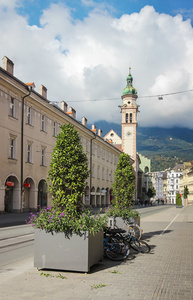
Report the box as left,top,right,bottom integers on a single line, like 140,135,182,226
88,121,193,172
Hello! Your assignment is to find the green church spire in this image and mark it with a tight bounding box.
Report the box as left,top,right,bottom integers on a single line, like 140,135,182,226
122,68,137,96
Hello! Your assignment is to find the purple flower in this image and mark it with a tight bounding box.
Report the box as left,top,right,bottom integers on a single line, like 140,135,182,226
82,214,85,217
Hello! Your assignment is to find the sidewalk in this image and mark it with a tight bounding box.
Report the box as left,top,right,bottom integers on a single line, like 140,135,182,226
0,212,32,227
0,205,193,300
0,204,160,228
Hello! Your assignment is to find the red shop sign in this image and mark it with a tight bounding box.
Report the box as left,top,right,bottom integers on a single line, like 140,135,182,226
24,183,30,188
6,181,14,187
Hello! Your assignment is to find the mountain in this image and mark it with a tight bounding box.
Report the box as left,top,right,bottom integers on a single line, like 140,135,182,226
88,121,193,171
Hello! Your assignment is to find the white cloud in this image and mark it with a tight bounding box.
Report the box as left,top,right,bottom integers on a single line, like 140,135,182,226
1,3,193,129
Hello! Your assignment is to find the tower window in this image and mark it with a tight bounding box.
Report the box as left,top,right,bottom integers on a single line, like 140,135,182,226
126,113,128,123
130,113,132,123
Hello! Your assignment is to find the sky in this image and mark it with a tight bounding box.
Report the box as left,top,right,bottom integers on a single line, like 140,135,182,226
1,0,193,129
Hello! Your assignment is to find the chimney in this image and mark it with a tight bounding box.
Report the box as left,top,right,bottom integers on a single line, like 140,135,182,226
67,107,76,119
2,56,14,75
39,84,47,99
61,101,68,113
25,82,36,90
91,124,97,133
82,116,87,127
98,128,103,137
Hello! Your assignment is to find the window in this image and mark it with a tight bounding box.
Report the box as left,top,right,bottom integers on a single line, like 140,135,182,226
26,143,32,163
41,148,46,166
92,164,95,178
106,169,109,181
92,143,95,156
97,146,100,157
109,171,112,182
97,166,100,179
130,113,132,123
106,150,109,161
126,113,128,123
27,106,32,125
9,136,16,159
10,97,16,118
41,115,46,131
86,140,89,153
102,168,105,180
53,121,57,137
102,149,105,160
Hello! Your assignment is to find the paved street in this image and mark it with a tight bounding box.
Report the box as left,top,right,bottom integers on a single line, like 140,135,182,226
0,205,193,300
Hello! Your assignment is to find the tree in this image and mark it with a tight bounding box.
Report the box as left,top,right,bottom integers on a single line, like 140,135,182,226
48,123,89,214
146,186,156,199
184,186,189,199
176,193,182,206
28,124,107,234
111,153,135,210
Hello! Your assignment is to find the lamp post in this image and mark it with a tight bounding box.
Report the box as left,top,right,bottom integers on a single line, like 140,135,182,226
20,86,32,213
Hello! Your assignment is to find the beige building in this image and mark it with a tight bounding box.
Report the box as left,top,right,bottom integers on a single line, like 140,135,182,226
180,162,193,205
0,56,121,213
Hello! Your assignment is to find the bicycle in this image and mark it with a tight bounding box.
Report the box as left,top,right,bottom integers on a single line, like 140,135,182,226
124,230,151,253
124,217,142,240
104,228,130,261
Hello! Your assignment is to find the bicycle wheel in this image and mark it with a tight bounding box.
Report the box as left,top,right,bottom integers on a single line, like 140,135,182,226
129,240,151,253
129,224,142,240
105,241,130,261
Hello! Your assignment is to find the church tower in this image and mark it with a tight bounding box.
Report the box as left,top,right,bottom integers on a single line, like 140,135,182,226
121,68,138,172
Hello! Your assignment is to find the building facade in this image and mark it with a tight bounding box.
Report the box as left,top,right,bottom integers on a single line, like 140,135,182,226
167,165,183,204
0,56,121,213
180,162,193,205
138,154,151,204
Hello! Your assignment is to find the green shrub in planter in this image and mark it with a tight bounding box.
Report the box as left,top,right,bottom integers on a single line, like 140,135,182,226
105,152,140,223
29,124,107,272
176,193,182,206
28,124,107,235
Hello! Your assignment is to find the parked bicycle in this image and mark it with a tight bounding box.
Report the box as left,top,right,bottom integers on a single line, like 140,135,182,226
113,220,151,254
119,217,142,240
124,230,151,253
104,227,130,261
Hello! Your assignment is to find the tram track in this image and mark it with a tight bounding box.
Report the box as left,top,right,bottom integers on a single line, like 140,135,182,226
0,232,34,249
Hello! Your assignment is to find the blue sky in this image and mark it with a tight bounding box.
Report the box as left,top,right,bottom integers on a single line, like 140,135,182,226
16,0,193,26
1,0,193,128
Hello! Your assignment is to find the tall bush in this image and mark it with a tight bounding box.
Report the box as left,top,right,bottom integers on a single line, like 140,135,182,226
28,124,107,234
106,153,138,218
176,193,182,206
184,186,189,199
48,123,89,215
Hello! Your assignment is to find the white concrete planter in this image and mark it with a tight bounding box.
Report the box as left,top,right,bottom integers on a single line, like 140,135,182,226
108,216,140,229
34,229,103,272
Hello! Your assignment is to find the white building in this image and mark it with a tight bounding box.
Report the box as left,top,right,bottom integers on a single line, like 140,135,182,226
156,172,164,202
167,164,183,204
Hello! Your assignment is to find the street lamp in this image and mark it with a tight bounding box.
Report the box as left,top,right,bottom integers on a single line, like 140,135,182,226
20,86,32,213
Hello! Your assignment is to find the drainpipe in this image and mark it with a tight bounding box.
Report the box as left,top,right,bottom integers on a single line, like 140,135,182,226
20,86,32,213
90,134,96,206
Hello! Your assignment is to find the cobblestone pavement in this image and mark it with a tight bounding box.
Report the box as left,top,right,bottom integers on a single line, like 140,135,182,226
0,206,193,300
